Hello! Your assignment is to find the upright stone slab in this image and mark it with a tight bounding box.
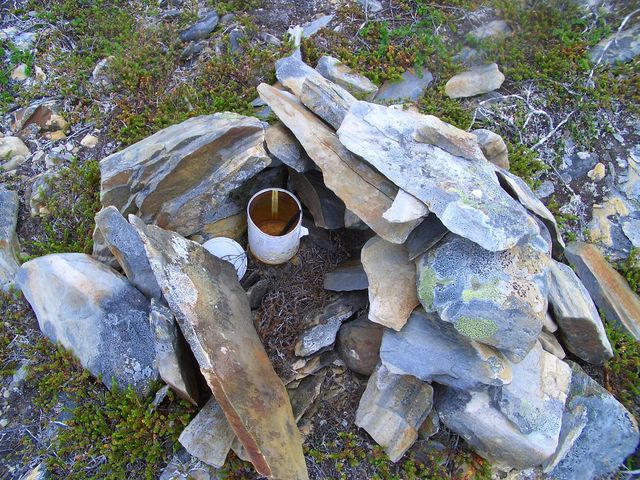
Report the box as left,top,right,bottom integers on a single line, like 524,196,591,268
0,188,20,292
265,122,314,172
288,170,345,229
131,218,308,480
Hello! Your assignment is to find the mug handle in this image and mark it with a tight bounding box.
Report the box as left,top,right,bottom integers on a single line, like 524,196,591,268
300,226,309,238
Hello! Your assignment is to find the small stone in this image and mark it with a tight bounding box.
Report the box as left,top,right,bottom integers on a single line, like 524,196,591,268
0,419,7,428
179,11,219,42
298,14,334,38
535,180,555,199
315,55,378,99
246,278,269,309
468,20,512,40
382,190,429,224
10,64,28,81
374,68,433,103
91,56,114,88
0,136,30,160
34,65,46,82
45,130,66,141
539,330,566,359
324,260,368,292
288,370,326,422
80,134,99,148
472,128,509,169
336,314,383,376
356,0,383,12
587,162,606,181
445,63,505,98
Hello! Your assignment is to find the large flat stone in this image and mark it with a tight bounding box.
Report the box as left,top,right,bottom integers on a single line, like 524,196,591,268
564,241,640,339
547,260,613,365
337,101,539,252
380,308,512,390
258,83,420,244
416,234,549,361
16,253,157,395
131,218,308,480
0,188,20,292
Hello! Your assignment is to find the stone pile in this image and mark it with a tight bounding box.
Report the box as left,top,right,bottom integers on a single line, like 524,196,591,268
5,50,640,480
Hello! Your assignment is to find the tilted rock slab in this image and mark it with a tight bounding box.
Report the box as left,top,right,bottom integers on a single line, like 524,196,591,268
565,241,640,339
472,128,509,170
416,234,549,361
131,218,308,480
258,83,420,244
0,188,20,292
380,308,512,391
265,122,314,173
315,55,378,99
99,113,270,239
300,75,357,130
382,189,429,224
356,363,433,462
547,260,613,365
413,115,486,162
16,253,157,395
275,53,325,97
338,101,539,252
288,169,345,230
361,236,419,330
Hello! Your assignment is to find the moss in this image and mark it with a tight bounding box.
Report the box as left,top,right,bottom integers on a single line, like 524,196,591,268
454,316,498,340
506,143,548,189
418,86,473,130
417,266,437,310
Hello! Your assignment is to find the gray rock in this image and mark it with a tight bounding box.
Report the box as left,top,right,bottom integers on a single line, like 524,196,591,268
324,260,369,291
356,0,383,13
289,169,345,229
295,293,367,357
246,278,269,309
535,179,555,199
288,370,326,422
180,41,205,60
99,113,270,239
472,128,509,170
622,219,640,246
439,387,559,469
178,397,235,467
316,56,378,99
361,236,418,330
416,234,549,361
539,330,566,359
300,14,334,38
564,241,640,339
589,24,640,66
544,311,559,333
548,362,640,479
374,68,433,103
90,56,114,88
445,63,505,98
300,75,357,129
336,314,383,376
95,206,162,300
454,46,482,66
380,308,512,390
337,101,540,252
413,115,486,162
275,52,325,97
150,299,200,405
131,218,308,479
0,188,20,292
16,253,157,395
490,342,570,443
179,11,219,42
547,260,613,365
404,214,448,261
468,20,511,40
265,122,314,172
356,363,433,462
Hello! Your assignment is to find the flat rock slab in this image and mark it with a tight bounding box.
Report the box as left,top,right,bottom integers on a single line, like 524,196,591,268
361,236,418,331
374,68,433,103
265,122,314,172
131,219,308,480
323,260,369,291
258,83,420,244
565,241,640,339
338,101,539,252
416,234,549,362
300,75,356,130
445,63,505,98
16,253,157,396
0,188,20,292
404,213,449,261
179,10,219,42
547,260,613,365
316,55,378,99
99,113,270,239
380,308,512,391
275,53,325,97
548,362,640,479
356,363,433,462
178,396,235,468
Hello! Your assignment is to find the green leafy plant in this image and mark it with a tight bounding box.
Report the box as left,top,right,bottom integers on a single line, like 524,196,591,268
616,248,640,295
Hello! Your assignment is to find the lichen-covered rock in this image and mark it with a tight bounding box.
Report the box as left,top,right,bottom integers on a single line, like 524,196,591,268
300,75,357,130
16,253,157,395
337,101,539,252
356,363,433,462
380,308,512,390
336,314,383,376
445,63,505,98
0,188,20,292
416,234,549,361
315,55,378,99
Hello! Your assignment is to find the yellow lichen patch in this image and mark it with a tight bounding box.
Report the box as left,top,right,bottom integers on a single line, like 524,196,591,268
587,196,630,247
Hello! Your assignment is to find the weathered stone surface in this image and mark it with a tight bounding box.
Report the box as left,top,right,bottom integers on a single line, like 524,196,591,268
589,23,640,66
468,20,512,40
324,260,368,291
16,253,157,395
178,397,235,468
438,387,558,469
275,53,324,96
374,68,433,103
99,113,270,239
95,206,161,300
564,241,640,339
300,14,333,38
547,260,613,365
544,311,559,333
258,83,420,244
131,219,308,480
300,75,357,130
0,188,20,292
404,213,448,261
151,299,200,405
289,170,345,229
539,330,566,359
472,128,509,169
315,55,378,99
179,10,219,42
495,167,565,257
361,236,418,330
490,342,570,446
201,213,247,242
413,116,486,162
295,293,367,357
336,314,383,376
380,308,512,390
0,136,29,160
338,101,539,252
288,370,325,423
265,122,314,172
416,234,549,361
382,189,429,224
246,278,269,310
445,63,505,98
356,363,433,462
548,362,640,479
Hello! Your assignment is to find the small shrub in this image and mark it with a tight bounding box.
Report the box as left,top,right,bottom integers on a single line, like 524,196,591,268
616,248,640,295
506,143,548,189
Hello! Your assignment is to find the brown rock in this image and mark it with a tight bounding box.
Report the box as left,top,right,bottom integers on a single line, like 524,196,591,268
337,314,383,376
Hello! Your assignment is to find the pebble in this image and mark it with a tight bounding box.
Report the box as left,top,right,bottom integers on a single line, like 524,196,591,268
10,64,28,81
588,162,606,181
0,419,8,428
80,134,98,148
